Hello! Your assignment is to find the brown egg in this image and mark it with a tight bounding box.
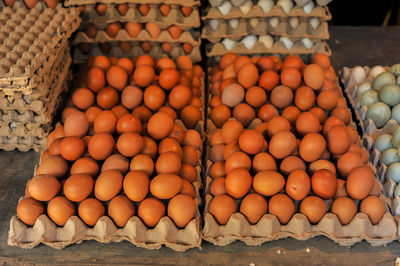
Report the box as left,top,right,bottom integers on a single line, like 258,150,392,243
322,116,345,136
258,104,279,122
210,105,231,127
317,91,338,111
233,103,256,127
169,123,185,143
169,85,191,109
299,133,326,162
265,117,289,137
209,194,237,225
177,55,193,70
88,133,115,161
180,179,195,198
309,159,336,175
121,86,142,110
303,64,325,90
180,105,202,129
117,57,134,74
335,179,348,198
116,114,142,134
225,168,252,199
108,195,135,227
182,145,198,165
286,170,310,201
47,196,75,226
102,154,129,174
133,106,153,124
97,87,119,109
311,169,337,199
223,142,239,160
64,111,89,137
269,131,297,159
143,85,165,111
221,83,244,108
168,25,183,39
156,152,181,174
138,197,165,227
123,170,149,202
240,193,268,224
147,112,174,140
280,156,306,176
327,125,351,155
86,106,102,123
36,155,68,179
294,86,315,111
78,198,105,226
141,136,157,159
72,88,95,110
220,53,237,69
270,85,293,109
48,137,63,156
150,174,183,199
92,55,110,70
331,197,357,225
259,70,279,92
253,152,277,172
134,65,155,87
300,196,327,224
126,22,142,38
159,68,180,90
94,170,123,201
59,137,85,161
238,129,264,155
210,177,226,196
159,106,177,120
181,6,193,16
210,161,226,178
346,126,360,144
268,194,295,224
95,3,107,15
296,112,320,136
331,107,351,125
210,131,224,146
253,170,285,196
360,196,386,225
281,67,301,89
183,130,202,149
245,86,267,108
180,164,197,183
63,174,93,202
346,166,374,200
282,55,303,70
210,144,225,162
105,65,127,91
312,53,331,69
256,57,275,71
17,197,45,226
168,194,196,228
94,110,117,134
237,63,259,89
87,67,106,93
28,175,60,202
158,137,183,156
160,4,171,16
337,152,363,178
130,154,154,176
116,133,144,157
310,107,327,124
105,22,122,38
225,151,251,174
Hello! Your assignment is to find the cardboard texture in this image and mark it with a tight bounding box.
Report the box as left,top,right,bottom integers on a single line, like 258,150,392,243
78,4,200,29
64,0,200,7
202,19,329,42
73,42,201,63
206,39,331,57
0,135,45,152
208,0,333,8
0,5,80,94
202,5,331,20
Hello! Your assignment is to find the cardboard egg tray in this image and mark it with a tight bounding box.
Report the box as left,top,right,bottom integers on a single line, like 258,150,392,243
206,38,331,57
208,0,332,8
0,135,45,152
78,4,200,29
202,5,331,20
64,0,200,7
0,4,80,95
73,42,201,63
202,19,329,42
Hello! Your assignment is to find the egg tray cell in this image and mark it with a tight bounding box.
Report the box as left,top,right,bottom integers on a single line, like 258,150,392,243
64,0,200,7
78,3,200,29
206,38,331,57
208,0,333,8
202,4,331,20
0,135,45,152
202,19,329,43
0,5,80,94
72,27,201,46
72,42,202,63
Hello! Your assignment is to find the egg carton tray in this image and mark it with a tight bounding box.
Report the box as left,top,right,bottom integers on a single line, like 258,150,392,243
202,19,329,42
73,27,201,46
202,5,331,20
73,42,201,63
208,0,332,8
79,4,200,29
0,135,45,152
64,0,200,7
0,4,80,93
0,120,50,138
206,38,331,57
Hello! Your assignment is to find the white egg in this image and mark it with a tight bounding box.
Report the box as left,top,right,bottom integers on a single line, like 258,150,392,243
351,66,367,84
218,1,232,16
309,17,320,29
369,65,387,80
259,35,274,49
249,18,260,28
289,17,299,29
277,0,293,14
239,0,253,14
228,19,239,29
301,38,313,49
357,81,372,96
269,17,280,28
242,35,257,50
209,19,219,30
280,37,293,49
303,1,314,13
257,0,274,13
222,38,236,50
231,0,246,7
387,162,400,183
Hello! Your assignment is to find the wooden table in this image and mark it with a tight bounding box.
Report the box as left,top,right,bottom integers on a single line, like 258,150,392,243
1,26,400,265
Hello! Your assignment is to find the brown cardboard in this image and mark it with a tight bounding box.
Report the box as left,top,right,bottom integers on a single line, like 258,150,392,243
78,4,200,29
208,0,333,8
206,39,331,57
0,5,80,95
202,19,329,42
202,5,331,20
72,42,201,63
64,0,200,7
0,135,45,152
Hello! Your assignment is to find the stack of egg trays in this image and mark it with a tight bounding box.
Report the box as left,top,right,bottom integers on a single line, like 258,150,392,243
202,0,332,57
201,66,397,247
66,0,202,63
341,67,400,228
0,3,81,151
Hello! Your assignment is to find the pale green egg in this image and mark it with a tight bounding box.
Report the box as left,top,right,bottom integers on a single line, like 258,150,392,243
381,148,400,166
366,102,391,128
360,89,379,107
373,134,393,152
390,63,400,77
379,84,400,106
373,72,396,91
387,162,400,183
